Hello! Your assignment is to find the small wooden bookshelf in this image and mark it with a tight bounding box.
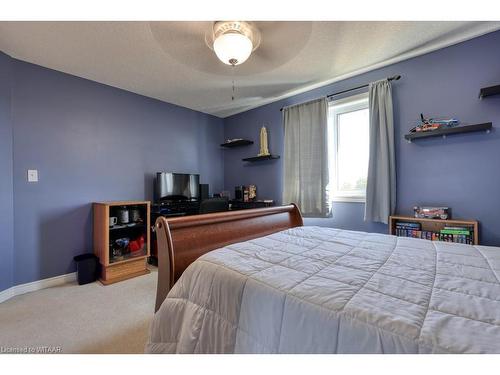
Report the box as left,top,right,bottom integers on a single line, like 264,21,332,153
389,215,479,245
93,201,151,284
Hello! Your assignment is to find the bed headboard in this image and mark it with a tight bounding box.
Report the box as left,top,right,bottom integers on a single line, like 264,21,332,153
154,204,303,311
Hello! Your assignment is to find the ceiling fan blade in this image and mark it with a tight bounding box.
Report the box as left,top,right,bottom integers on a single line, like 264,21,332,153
148,21,314,77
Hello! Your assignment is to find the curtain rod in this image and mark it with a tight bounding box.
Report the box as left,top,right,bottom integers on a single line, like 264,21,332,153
279,75,401,112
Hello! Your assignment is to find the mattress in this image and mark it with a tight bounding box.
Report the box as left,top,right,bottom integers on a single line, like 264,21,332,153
146,226,500,353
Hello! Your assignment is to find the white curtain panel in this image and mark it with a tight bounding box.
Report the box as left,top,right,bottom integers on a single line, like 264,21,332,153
282,98,329,217
364,79,396,224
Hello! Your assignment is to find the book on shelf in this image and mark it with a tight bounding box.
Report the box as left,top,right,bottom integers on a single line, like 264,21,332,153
440,229,471,235
395,222,421,228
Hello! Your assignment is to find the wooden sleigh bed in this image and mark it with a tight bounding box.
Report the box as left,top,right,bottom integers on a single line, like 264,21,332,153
154,204,304,312
150,204,500,353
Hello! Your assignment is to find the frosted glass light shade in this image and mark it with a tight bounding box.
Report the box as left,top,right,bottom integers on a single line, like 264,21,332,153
213,32,253,66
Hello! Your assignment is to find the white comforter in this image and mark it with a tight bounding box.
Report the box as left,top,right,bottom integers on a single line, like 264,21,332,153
146,226,500,353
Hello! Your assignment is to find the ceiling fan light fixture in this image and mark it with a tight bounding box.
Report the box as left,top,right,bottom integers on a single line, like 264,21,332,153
210,21,260,66
213,32,253,66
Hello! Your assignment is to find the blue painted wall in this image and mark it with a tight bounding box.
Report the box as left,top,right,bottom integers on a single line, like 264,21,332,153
224,30,500,245
0,52,14,292
1,56,224,290
2,30,500,293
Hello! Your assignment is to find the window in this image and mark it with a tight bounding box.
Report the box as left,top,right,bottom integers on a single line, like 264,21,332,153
327,92,369,203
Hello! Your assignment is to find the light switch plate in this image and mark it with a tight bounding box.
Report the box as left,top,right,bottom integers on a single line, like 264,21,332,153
27,169,38,182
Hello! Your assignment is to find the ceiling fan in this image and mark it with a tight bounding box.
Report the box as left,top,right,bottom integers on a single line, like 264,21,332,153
204,21,261,66
148,21,312,102
203,21,262,100
148,21,312,76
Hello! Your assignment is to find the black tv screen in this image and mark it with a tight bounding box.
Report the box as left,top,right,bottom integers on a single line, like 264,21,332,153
155,172,200,201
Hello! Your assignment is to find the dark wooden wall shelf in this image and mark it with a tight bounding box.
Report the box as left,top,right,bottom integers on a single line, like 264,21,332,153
479,84,500,99
242,155,280,162
220,139,254,148
404,122,492,142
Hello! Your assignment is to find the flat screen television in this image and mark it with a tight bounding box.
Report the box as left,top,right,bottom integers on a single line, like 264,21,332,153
155,172,200,202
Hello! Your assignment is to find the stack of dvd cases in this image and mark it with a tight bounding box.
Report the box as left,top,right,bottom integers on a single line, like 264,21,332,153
439,226,473,244
395,221,421,237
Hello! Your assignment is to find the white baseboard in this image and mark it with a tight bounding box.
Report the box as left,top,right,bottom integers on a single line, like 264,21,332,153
0,272,77,304
0,287,14,303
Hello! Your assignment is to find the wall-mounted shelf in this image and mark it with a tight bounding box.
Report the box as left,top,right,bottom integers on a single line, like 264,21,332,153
242,155,280,162
479,84,500,99
405,122,492,143
220,139,254,148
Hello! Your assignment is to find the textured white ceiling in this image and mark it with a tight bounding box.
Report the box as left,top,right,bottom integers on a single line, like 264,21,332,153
0,21,499,118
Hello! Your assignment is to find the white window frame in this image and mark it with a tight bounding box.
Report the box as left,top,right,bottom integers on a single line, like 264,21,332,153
328,92,369,203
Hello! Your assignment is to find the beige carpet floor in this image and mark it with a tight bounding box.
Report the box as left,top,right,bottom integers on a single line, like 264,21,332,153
0,267,157,354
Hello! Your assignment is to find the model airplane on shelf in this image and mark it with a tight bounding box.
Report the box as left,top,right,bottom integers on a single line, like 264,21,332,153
410,113,460,133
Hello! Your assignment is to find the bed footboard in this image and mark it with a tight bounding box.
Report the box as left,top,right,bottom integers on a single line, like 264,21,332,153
154,204,303,311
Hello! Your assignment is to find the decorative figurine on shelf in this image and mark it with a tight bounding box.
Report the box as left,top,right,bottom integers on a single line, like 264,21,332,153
257,126,270,157
248,185,257,201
